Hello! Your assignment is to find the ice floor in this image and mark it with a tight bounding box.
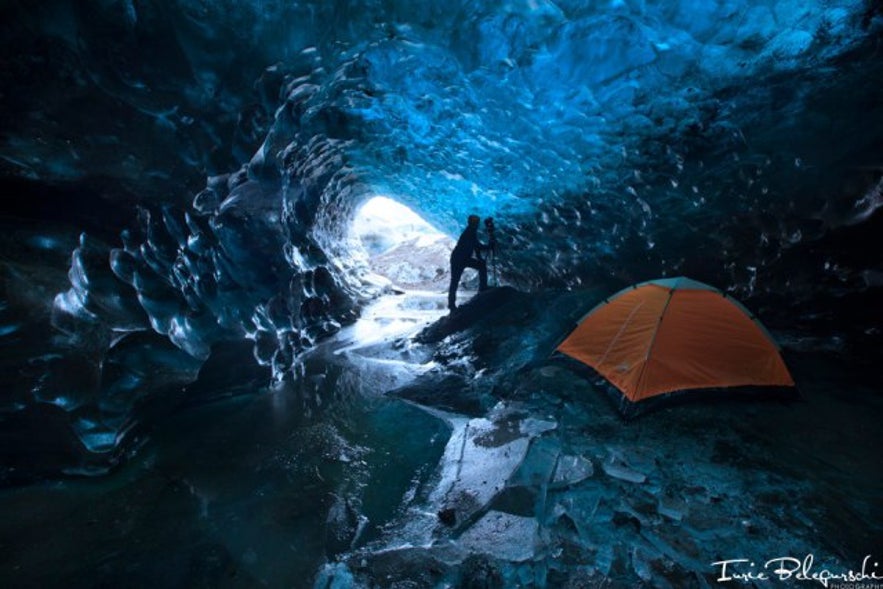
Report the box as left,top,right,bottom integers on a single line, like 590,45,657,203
1,289,881,588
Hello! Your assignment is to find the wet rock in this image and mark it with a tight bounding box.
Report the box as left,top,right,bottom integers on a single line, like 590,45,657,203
438,507,457,527
389,372,489,416
414,287,523,344
325,494,363,558
347,545,451,589
457,554,504,589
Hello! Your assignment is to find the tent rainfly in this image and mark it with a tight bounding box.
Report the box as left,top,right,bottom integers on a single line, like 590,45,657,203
556,277,796,416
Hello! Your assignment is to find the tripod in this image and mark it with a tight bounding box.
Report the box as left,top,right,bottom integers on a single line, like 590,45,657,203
484,217,498,287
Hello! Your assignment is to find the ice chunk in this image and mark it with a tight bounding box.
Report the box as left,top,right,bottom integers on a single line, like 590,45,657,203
631,545,656,582
656,497,687,522
519,417,557,436
79,431,117,453
430,415,555,527
313,562,357,589
640,530,708,573
457,511,538,562
551,455,594,488
602,462,646,484
509,436,558,487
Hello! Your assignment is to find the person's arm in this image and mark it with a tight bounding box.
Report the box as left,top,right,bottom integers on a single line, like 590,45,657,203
473,235,491,254
477,234,496,252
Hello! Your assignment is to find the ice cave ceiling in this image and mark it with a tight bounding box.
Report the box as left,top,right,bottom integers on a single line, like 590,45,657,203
0,1,881,472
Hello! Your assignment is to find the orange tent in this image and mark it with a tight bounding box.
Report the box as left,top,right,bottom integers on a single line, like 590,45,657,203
556,277,795,415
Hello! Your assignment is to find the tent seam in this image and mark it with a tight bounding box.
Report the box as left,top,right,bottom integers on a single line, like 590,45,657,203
598,300,645,368
633,287,677,400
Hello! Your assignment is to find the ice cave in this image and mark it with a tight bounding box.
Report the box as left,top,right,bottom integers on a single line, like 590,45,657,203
1,0,881,586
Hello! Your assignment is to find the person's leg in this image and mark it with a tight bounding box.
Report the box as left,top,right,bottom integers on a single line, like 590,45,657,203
448,261,465,310
465,258,488,291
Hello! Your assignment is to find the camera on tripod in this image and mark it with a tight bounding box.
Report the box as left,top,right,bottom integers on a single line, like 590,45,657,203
484,217,496,246
483,217,499,286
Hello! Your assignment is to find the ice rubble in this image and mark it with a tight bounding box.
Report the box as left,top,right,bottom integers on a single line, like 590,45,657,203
309,289,880,588
1,283,880,586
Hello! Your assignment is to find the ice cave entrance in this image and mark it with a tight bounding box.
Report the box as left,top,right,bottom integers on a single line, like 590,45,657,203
352,196,454,292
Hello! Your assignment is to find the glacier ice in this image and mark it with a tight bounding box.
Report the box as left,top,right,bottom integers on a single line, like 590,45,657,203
0,0,881,585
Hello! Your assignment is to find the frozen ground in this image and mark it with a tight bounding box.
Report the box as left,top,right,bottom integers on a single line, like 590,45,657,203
1,288,881,588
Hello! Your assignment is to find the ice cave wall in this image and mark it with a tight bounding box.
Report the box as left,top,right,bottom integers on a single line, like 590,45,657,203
1,0,881,475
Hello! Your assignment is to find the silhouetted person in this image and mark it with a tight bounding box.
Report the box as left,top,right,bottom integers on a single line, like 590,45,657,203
448,215,494,311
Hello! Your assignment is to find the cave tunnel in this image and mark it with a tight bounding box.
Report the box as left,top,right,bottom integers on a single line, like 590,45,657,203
350,195,454,293
1,0,882,586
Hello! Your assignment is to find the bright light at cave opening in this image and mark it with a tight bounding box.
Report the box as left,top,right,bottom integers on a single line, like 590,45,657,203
351,196,454,292
342,196,454,353
353,196,447,254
